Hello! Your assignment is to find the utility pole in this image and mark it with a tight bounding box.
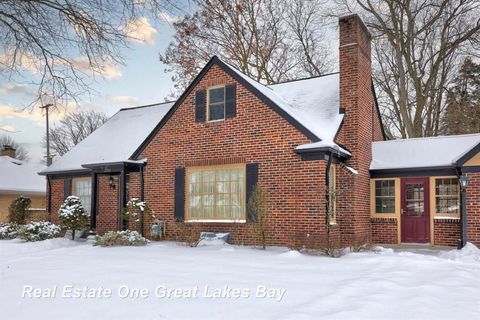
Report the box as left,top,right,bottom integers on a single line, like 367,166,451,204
40,103,53,166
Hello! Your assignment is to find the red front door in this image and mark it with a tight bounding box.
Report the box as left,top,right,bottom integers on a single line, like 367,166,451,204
401,178,430,243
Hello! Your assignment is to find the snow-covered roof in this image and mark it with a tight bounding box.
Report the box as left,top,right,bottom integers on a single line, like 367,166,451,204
0,156,46,194
371,134,480,170
40,102,174,174
224,61,344,150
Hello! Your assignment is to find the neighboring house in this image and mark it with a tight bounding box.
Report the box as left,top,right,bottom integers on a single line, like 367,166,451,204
39,15,480,248
0,147,47,223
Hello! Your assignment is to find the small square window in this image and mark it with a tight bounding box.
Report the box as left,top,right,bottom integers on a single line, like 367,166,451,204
208,87,225,121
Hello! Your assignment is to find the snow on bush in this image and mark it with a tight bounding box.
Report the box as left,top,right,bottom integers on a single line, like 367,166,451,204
17,221,61,242
59,196,89,240
122,198,151,222
94,230,148,247
0,223,19,239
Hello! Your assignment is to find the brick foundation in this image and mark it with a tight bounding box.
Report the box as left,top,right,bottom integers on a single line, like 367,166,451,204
371,218,398,244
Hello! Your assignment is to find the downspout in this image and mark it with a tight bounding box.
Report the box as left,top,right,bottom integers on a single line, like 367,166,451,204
119,169,126,231
140,164,145,236
325,152,333,227
47,175,52,221
455,167,467,249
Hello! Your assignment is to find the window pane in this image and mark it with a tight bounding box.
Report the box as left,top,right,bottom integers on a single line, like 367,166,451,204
435,178,459,214
188,166,245,220
374,180,395,214
73,178,92,214
209,87,224,103
209,103,224,120
208,87,225,121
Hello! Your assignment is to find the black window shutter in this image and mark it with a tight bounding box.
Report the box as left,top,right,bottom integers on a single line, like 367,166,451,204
195,90,206,122
245,163,259,223
64,178,72,200
174,168,185,222
225,84,236,118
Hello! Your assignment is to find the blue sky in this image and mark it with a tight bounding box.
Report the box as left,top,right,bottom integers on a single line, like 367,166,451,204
0,13,183,164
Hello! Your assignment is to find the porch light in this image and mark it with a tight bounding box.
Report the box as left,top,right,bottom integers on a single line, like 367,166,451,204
459,175,469,191
109,176,115,188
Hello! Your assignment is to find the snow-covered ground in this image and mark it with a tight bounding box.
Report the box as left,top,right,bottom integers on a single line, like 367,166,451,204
1,239,480,320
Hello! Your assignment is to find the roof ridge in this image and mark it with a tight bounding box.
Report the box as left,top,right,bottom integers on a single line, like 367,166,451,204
373,133,480,144
268,72,340,86
119,100,175,111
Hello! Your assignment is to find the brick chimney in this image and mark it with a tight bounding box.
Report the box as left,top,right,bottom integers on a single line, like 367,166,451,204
336,14,382,247
0,145,16,158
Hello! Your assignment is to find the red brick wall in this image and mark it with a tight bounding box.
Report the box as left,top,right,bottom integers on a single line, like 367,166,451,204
137,63,333,248
96,174,120,235
434,219,460,247
467,172,480,245
49,178,64,226
371,218,398,244
336,15,381,247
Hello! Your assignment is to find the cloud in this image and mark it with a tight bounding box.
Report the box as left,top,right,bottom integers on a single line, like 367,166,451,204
0,105,64,128
108,95,140,105
124,17,157,46
0,49,121,80
0,124,16,132
0,83,35,98
70,57,122,80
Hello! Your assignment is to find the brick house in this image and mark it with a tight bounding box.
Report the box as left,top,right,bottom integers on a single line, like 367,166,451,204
39,15,480,248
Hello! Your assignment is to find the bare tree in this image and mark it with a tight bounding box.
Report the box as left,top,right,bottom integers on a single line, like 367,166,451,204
0,135,29,160
45,110,108,157
0,0,183,108
160,0,333,96
334,0,480,138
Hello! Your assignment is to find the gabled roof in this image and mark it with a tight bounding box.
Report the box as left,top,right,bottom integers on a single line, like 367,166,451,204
0,156,46,194
371,133,480,170
39,102,174,175
133,56,345,158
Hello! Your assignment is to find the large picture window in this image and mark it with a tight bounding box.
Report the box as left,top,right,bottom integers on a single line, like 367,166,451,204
187,165,245,221
375,180,396,214
435,178,459,216
207,86,225,121
72,177,92,214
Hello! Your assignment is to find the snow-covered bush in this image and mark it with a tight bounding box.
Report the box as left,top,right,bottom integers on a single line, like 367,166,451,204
8,195,31,224
17,221,61,242
59,196,89,240
0,223,19,239
94,230,148,247
122,198,151,222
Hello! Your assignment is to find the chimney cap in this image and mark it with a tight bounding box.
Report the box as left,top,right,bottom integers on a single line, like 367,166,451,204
339,14,371,39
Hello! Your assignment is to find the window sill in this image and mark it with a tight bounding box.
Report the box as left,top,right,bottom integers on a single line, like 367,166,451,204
434,216,460,220
184,219,246,223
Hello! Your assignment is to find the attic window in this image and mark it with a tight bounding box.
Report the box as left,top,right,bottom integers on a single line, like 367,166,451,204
207,86,226,121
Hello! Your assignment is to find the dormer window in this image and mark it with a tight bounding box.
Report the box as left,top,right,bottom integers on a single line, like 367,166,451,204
207,86,226,121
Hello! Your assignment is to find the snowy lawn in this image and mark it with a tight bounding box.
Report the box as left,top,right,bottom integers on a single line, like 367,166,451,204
1,239,480,320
